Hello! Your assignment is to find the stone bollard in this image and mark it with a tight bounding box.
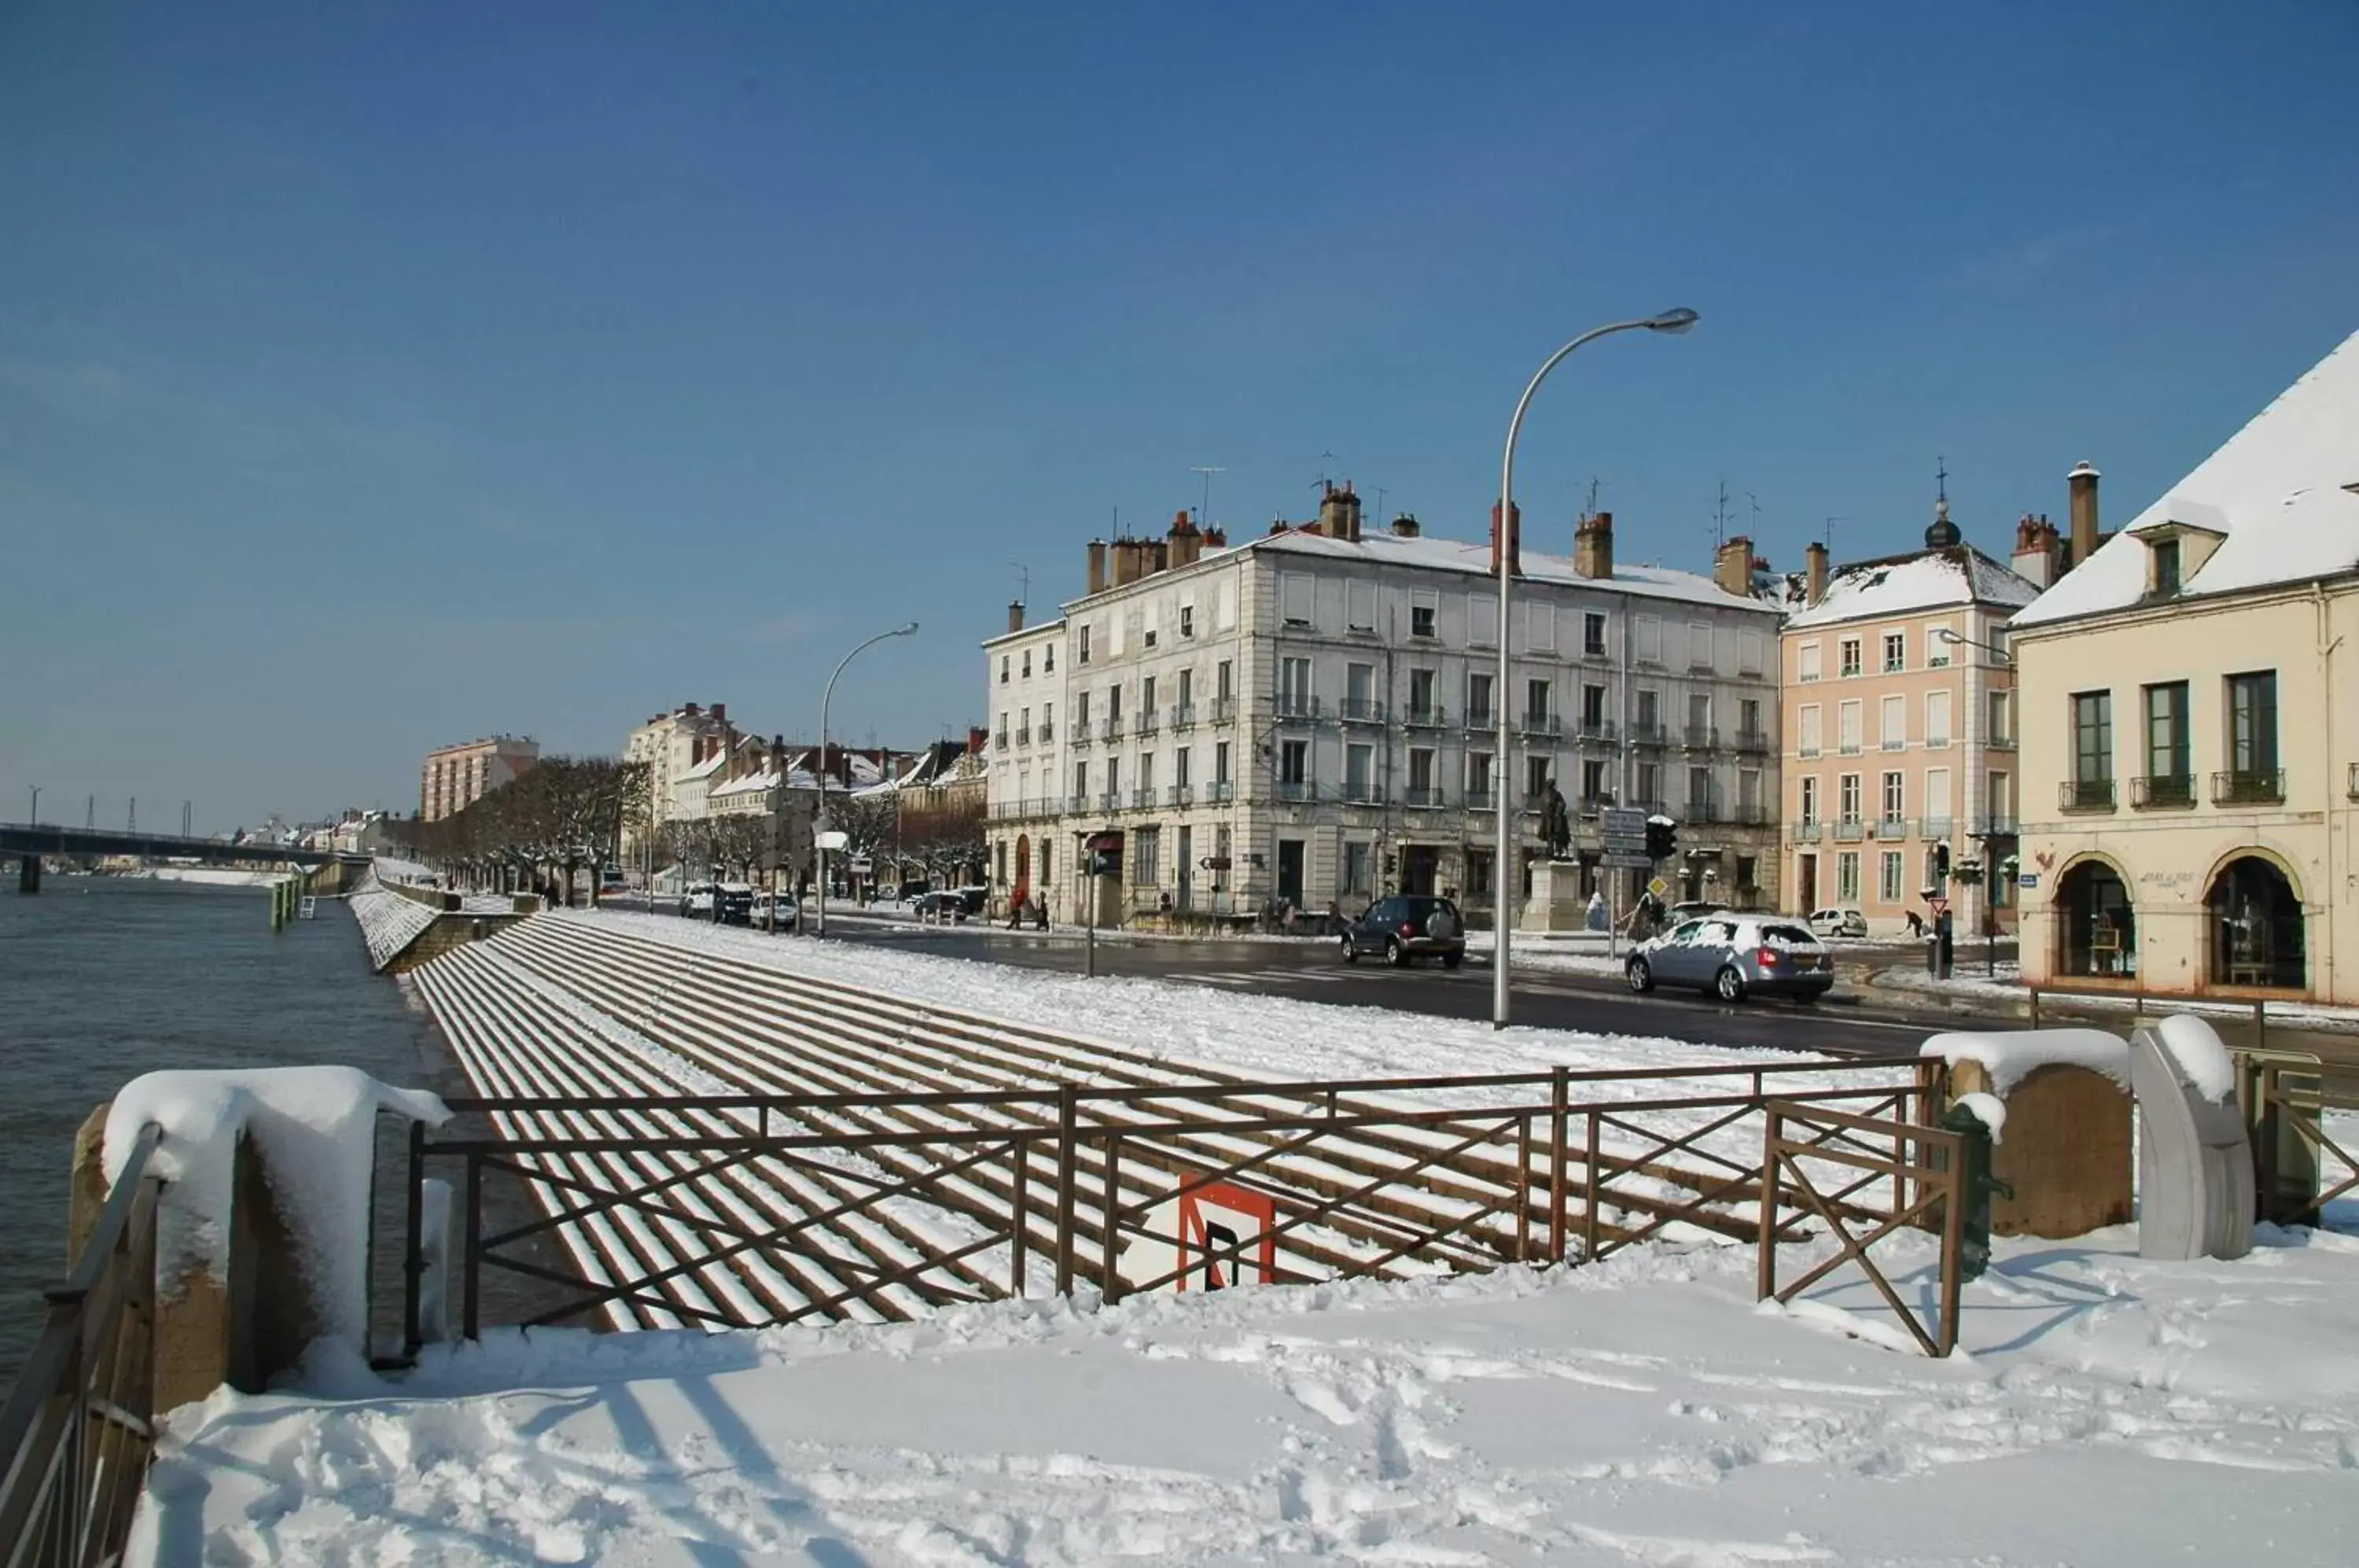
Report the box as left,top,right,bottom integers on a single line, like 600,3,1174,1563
1921,1030,2133,1238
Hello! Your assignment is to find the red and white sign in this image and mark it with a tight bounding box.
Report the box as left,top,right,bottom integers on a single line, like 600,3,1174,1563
1119,1179,1279,1294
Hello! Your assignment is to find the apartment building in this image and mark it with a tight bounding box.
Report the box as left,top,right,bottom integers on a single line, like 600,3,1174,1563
1779,504,2041,936
2014,330,2359,1002
620,702,733,855
984,488,1785,926
417,734,539,822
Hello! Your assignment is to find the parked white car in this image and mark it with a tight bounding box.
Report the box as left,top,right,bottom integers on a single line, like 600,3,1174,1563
1807,907,1869,939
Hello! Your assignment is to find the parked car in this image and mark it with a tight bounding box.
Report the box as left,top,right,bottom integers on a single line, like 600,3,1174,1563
678,882,716,917
716,882,756,925
1669,899,1729,923
953,885,989,917
1807,907,1870,939
911,889,970,922
1626,915,1834,1003
1339,895,1467,968
749,891,800,929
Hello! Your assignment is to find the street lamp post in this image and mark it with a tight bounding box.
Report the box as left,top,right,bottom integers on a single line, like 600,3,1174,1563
1492,308,1699,1030
815,621,919,937
1935,626,2015,976
28,786,38,827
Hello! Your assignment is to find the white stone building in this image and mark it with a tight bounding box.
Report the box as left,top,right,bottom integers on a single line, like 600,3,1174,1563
984,490,1786,926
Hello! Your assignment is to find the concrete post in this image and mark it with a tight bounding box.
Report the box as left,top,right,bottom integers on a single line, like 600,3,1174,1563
20,853,41,895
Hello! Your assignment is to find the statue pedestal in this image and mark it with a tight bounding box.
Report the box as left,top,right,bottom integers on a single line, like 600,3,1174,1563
1520,859,1588,934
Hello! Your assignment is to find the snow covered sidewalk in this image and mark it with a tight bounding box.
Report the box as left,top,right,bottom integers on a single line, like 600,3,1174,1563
135,1224,2359,1566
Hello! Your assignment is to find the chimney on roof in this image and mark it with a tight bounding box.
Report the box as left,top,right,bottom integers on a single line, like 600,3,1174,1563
1573,511,1612,580
711,703,726,723
1007,600,1025,635
1805,540,1829,607
1713,534,1752,595
1086,539,1107,594
1491,499,1523,577
1204,525,1227,548
967,725,987,755
684,702,701,716
1316,481,1362,540
1167,510,1202,568
2067,460,2100,568
1389,513,1420,538
2012,513,2062,589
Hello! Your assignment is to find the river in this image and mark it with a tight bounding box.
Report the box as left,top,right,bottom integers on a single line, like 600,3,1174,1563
0,876,447,1383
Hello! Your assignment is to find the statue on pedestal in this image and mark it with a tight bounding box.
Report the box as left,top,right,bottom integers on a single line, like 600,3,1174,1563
1540,780,1572,860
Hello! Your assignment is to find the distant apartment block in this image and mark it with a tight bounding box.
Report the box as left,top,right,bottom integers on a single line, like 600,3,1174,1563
418,734,540,822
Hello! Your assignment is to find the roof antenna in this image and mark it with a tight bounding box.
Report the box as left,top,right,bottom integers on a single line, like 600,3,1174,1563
1584,475,1603,518
1712,479,1732,548
1745,491,1763,537
1010,562,1029,605
1824,516,1849,553
1189,465,1225,527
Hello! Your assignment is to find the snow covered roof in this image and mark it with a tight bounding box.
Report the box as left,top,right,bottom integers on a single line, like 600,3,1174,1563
1254,528,1775,614
708,767,778,800
2015,329,2359,628
1784,543,2040,631
682,749,730,781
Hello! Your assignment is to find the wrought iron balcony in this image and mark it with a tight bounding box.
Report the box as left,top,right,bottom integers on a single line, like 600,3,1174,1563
1832,818,1865,841
1208,781,1235,803
1971,815,2020,837
1791,823,1822,843
1519,712,1562,738
2131,773,2195,809
1275,779,1317,802
1733,728,1770,753
994,731,1009,749
1686,801,1722,823
1065,793,1087,813
1133,712,1158,737
1340,782,1386,804
1464,706,1496,731
1130,787,1156,808
1682,724,1718,750
1014,727,1031,746
1731,804,1769,826
1580,792,1619,812
2059,778,2116,812
1168,705,1196,731
1037,721,1054,742
2212,768,2286,806
1577,718,1616,743
1338,698,1386,724
1069,723,1091,748
1628,722,1667,747
1097,716,1122,742
1275,695,1320,722
1404,704,1448,728
1165,785,1193,807
1096,790,1124,812
1878,815,1910,838
1917,815,1952,839
1210,697,1238,724
1404,785,1448,808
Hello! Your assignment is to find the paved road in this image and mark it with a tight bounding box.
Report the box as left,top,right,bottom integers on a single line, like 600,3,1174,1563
817,918,2359,1068
824,924,1982,1059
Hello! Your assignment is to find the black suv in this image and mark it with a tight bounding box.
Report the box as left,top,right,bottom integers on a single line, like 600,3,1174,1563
1339,895,1467,968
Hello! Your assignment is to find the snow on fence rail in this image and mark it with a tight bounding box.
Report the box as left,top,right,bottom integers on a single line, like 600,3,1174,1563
401,915,1948,1348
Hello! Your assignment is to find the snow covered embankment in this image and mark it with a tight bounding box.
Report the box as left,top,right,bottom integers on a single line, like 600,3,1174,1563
347,871,438,970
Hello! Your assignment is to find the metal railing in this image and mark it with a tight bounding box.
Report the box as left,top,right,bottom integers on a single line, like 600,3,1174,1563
1165,785,1193,808
1628,722,1666,746
0,1122,165,1566
1275,779,1317,801
1519,712,1561,738
407,1059,1944,1352
1734,728,1771,753
1682,724,1717,749
1338,699,1386,724
2212,767,2286,805
1791,823,1822,843
1207,782,1235,803
1129,787,1155,808
1463,708,1496,731
1210,697,1238,724
1132,713,1158,738
1833,818,1865,841
1404,705,1448,728
1918,815,1952,839
2132,773,2195,808
1097,716,1123,742
1276,696,1320,722
1168,705,1195,730
1404,785,1448,808
2059,777,2115,811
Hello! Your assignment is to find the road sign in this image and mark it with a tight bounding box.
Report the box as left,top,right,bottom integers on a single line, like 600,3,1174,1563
2017,873,2041,889
1118,1180,1277,1294
1601,851,1654,870
1602,834,1649,853
1929,896,1950,919
1647,876,1671,899
1603,808,1647,837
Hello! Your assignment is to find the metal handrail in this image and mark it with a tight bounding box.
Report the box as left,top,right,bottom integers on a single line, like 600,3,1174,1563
0,1121,165,1566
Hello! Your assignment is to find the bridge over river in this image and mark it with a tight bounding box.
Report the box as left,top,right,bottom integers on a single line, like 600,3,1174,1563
0,822,355,893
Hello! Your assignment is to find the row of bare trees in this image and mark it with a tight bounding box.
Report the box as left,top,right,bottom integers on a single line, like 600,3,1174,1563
390,757,647,904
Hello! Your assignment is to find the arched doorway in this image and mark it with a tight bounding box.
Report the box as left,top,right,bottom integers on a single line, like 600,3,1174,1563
1013,834,1032,909
2055,858,2135,978
2208,856,2304,988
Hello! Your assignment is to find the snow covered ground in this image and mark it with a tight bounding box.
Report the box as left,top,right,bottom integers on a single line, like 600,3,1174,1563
122,866,285,888
136,1223,2359,1566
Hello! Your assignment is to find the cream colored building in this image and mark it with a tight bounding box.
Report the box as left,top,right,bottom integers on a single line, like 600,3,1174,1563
2013,329,2359,1002
1779,506,2039,937
621,702,732,856
418,734,539,822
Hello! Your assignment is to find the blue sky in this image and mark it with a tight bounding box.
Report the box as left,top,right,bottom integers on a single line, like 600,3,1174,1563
3,2,2353,831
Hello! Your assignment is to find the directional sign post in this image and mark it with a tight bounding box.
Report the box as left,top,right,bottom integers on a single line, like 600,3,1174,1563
1601,851,1654,870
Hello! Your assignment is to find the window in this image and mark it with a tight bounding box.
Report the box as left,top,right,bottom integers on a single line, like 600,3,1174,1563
1838,773,1862,823
1686,622,1713,670
1924,767,1952,826
1582,683,1609,728
1345,744,1375,800
1988,770,2012,821
1408,668,1437,720
1467,671,1494,724
1837,852,1861,904
1739,698,1762,738
1525,678,1551,725
1411,602,1436,639
1882,631,1905,673
1468,750,1494,798
1838,700,1863,754
1076,690,1091,727
1636,616,1662,664
1073,760,1087,797
1216,661,1232,700
1106,755,1121,793
1799,776,1820,826
1280,657,1312,714
1987,689,2012,745
2144,682,2189,799
1108,684,1124,720
1636,688,1660,732
1466,848,1493,898
1927,625,1953,668
2073,690,2114,786
1469,594,1497,646
1839,637,1863,678
1141,674,1157,713
1342,841,1371,895
1926,690,1952,749
1798,642,1822,683
1879,850,1904,903
1881,771,1905,824
1021,650,1031,678
1880,694,1906,750
1043,644,1054,673
1280,572,1315,627
1078,625,1091,664
1686,766,1713,816
1581,758,1610,802
999,655,1010,685
1525,753,1553,801
1138,751,1155,791
1583,612,1607,657
2151,538,2182,597
1739,768,1761,813
1176,667,1194,707
1175,746,1191,788
1408,747,1436,790
1635,760,1661,806
1798,705,1823,757
1279,739,1308,786
1345,662,1375,717
1346,578,1376,632
1179,604,1194,638
1214,742,1231,785
1523,601,1555,653
1135,826,1161,886
2228,671,2279,774
1686,692,1710,736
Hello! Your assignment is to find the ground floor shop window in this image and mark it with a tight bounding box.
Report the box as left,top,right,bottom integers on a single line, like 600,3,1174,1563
2209,857,2304,988
2058,859,2135,977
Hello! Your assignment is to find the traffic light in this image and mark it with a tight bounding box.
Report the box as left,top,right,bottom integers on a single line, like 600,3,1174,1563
1935,841,1952,881
1084,832,1123,878
1643,816,1678,863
